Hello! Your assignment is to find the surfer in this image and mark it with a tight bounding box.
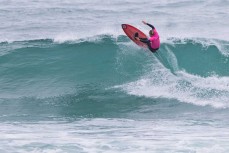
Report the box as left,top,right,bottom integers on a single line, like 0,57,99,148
135,21,160,53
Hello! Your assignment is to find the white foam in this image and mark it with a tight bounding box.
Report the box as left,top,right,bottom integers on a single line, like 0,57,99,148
52,26,121,43
1,119,229,152
115,64,229,108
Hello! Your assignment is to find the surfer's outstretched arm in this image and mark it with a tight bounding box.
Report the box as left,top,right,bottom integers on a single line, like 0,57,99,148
142,21,155,30
146,23,155,30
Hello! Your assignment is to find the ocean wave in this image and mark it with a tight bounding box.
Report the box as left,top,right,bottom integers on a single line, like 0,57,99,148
1,35,228,73
0,35,228,108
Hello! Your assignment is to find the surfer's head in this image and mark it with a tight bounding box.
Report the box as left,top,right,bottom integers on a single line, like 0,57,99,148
149,30,154,36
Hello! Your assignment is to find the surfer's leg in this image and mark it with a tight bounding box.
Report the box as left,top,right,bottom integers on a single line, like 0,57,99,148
134,33,148,42
139,38,149,43
135,35,158,53
138,38,156,52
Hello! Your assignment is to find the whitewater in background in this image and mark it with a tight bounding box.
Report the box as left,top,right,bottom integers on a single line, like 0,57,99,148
0,0,229,153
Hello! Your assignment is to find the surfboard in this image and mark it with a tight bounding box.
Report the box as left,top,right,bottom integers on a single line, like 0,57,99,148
121,24,148,48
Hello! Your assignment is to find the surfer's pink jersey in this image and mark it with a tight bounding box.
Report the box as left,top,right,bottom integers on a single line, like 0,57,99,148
149,29,160,49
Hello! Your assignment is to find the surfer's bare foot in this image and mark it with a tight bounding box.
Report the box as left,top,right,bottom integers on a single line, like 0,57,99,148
135,37,140,41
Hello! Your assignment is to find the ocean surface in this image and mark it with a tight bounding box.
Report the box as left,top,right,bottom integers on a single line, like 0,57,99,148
0,0,229,152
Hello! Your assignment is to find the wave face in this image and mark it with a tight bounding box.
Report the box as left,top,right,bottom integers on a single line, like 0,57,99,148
1,0,229,152
1,36,228,108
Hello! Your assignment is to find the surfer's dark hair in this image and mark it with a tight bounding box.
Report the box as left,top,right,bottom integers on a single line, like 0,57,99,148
149,30,154,35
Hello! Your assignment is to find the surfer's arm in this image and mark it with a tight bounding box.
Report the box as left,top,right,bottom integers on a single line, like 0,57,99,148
142,21,155,30
146,23,155,30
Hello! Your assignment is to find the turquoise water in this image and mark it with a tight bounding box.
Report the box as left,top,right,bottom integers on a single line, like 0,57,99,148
0,0,229,152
